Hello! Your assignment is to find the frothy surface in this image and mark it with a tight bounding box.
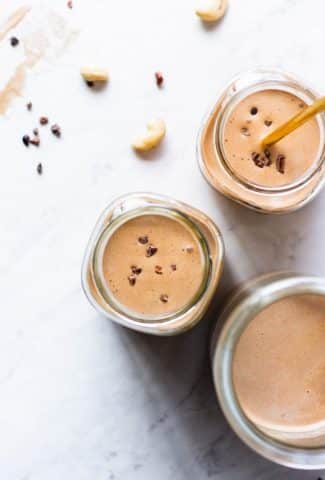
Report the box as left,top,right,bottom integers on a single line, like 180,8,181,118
223,89,321,187
102,214,206,316
233,295,325,431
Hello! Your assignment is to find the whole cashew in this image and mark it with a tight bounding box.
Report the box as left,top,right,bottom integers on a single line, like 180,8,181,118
80,67,109,82
132,119,166,152
195,0,228,22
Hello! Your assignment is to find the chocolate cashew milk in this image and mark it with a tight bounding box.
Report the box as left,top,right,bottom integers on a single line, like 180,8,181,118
102,214,206,316
233,295,325,433
222,89,321,187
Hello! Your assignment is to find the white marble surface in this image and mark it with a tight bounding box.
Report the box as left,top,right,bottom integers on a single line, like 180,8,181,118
2,0,325,478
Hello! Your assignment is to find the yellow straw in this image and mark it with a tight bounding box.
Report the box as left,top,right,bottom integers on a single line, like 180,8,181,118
262,96,325,147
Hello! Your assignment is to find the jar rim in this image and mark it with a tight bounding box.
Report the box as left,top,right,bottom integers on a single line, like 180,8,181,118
214,80,325,194
92,205,211,324
211,273,325,469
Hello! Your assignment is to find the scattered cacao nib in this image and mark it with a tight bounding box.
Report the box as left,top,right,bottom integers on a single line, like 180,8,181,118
160,294,168,303
86,80,94,88
240,126,250,136
37,163,43,175
155,71,164,87
146,244,158,257
22,135,30,147
185,246,194,253
264,148,271,159
264,119,272,127
131,265,142,275
51,124,61,137
10,36,19,47
251,151,260,162
67,0,73,8
26,101,32,111
276,154,286,174
138,235,149,245
33,128,39,136
250,106,258,115
171,264,177,271
128,275,136,286
30,137,40,146
155,265,163,275
39,116,49,125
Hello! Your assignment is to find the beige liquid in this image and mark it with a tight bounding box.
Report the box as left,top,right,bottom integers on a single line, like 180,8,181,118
0,6,30,42
0,6,77,115
102,214,206,316
223,89,321,187
233,295,325,434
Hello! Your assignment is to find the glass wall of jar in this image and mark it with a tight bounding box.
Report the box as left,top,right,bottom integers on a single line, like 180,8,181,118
211,272,325,469
82,193,224,336
197,69,325,214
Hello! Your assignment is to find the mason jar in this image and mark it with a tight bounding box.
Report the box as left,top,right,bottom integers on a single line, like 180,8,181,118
197,69,325,213
211,272,325,469
82,192,224,335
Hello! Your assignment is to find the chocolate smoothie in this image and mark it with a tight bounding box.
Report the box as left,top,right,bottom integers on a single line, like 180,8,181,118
233,295,325,433
102,213,207,316
222,89,321,187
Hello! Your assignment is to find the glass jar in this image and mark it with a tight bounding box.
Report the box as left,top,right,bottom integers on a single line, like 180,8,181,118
211,272,325,469
197,69,325,214
82,192,224,336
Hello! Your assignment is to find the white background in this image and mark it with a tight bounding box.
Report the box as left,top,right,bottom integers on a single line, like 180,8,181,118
1,0,325,478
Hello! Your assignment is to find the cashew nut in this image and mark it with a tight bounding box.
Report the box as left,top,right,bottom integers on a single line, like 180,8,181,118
195,0,228,22
80,67,109,82
132,119,166,152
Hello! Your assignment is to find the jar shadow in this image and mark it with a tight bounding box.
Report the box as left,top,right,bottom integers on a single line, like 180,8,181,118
208,188,325,278
109,259,306,478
